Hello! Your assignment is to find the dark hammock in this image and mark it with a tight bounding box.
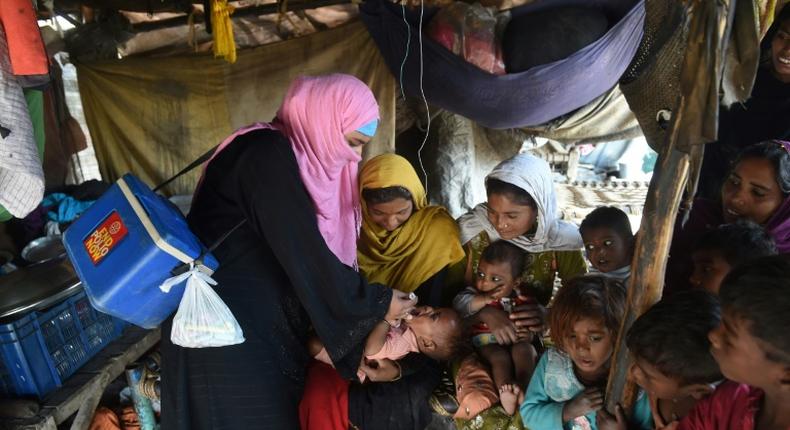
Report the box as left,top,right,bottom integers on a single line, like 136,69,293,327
360,0,645,129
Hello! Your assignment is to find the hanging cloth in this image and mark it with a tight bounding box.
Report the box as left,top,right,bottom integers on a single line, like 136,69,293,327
0,24,44,220
360,0,645,129
0,0,48,77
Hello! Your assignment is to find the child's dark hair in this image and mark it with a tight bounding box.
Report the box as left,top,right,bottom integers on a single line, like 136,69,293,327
361,186,413,205
485,178,537,209
694,220,777,266
730,140,790,196
719,255,790,364
433,309,470,361
480,240,526,278
439,333,473,363
761,4,790,65
549,276,627,352
779,2,790,26
579,206,634,239
627,291,722,385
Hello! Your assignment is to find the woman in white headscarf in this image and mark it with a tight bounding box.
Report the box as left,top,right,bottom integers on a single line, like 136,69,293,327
456,153,587,344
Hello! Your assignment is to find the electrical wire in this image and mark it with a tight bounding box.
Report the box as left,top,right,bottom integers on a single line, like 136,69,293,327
398,0,431,193
398,3,411,101
416,0,430,192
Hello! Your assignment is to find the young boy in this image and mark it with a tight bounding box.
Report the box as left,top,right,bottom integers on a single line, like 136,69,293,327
689,220,777,294
678,255,790,430
579,206,635,281
627,290,723,429
453,240,538,415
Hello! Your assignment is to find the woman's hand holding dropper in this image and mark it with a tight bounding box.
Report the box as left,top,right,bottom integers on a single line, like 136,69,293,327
384,290,418,326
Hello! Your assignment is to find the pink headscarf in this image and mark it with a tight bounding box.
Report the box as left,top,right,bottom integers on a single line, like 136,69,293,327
276,74,379,267
201,74,379,267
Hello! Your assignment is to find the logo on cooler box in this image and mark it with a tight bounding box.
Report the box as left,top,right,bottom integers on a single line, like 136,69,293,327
84,211,128,265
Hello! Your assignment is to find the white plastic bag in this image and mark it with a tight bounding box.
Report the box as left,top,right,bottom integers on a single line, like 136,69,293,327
160,264,245,348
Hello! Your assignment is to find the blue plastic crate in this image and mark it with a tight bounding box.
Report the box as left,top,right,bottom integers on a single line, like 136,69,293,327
63,174,218,329
0,291,126,398
0,354,13,395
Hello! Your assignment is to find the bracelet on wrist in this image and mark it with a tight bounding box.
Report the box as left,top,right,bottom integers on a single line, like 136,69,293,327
391,360,402,382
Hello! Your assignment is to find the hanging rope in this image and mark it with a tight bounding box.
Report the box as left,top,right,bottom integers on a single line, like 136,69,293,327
187,7,198,52
211,0,237,63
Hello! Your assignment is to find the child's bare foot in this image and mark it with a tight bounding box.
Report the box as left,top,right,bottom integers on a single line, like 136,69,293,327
499,384,521,416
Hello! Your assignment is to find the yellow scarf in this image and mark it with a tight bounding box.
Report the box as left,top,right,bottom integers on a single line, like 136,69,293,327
358,154,465,292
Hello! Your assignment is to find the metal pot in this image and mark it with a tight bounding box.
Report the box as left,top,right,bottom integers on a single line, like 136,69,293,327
21,236,67,264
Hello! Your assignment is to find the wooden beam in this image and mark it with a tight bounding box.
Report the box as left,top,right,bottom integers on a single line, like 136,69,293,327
45,328,159,428
76,0,188,13
69,378,107,430
132,0,353,32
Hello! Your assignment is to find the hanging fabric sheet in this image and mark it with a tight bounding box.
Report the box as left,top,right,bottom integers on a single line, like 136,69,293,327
360,0,645,129
76,21,395,196
0,24,45,220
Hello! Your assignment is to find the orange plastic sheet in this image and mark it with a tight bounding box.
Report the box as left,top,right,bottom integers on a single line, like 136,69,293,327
0,0,47,76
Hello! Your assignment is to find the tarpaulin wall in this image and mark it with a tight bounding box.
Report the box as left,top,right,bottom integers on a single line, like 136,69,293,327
76,21,396,195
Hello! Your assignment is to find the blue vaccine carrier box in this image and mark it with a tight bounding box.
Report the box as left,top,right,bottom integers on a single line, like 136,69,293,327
63,174,219,329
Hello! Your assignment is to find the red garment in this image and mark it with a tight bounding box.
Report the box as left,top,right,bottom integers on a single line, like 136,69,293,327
0,0,48,76
299,361,350,430
677,381,769,430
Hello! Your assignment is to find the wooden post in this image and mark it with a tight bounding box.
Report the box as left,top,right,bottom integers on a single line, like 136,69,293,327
604,140,689,412
605,0,740,414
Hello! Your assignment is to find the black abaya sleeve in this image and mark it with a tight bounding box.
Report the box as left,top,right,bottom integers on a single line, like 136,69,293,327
226,130,392,379
348,353,441,430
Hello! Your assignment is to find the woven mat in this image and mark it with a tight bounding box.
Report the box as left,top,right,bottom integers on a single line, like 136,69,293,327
619,0,687,152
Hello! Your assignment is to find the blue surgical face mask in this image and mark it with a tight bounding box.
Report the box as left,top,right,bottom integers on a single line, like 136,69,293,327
356,119,379,137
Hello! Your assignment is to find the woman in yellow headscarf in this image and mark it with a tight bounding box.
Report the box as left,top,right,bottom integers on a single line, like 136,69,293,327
358,154,465,305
